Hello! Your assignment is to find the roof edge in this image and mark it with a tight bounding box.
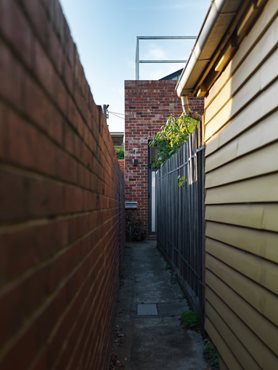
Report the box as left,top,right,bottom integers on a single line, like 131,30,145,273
177,0,268,97
176,0,227,97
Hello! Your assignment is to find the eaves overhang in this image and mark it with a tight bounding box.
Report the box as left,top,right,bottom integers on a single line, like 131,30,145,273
176,0,262,97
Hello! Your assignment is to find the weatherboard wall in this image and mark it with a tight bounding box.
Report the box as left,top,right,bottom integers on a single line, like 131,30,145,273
203,1,278,369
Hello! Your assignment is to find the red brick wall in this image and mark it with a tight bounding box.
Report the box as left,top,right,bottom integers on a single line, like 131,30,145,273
0,1,124,369
118,159,125,173
125,80,203,237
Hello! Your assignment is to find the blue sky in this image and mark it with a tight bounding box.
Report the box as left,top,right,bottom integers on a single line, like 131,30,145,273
60,0,210,132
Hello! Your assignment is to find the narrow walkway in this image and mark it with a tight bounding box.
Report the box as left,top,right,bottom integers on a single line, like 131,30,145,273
111,241,207,370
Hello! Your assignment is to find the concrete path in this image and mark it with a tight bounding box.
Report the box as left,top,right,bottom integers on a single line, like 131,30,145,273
111,241,208,370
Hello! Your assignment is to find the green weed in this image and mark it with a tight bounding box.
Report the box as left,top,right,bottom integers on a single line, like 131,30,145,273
203,339,219,370
180,310,199,330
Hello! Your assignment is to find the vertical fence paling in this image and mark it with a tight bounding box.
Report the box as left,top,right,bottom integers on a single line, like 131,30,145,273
156,123,205,321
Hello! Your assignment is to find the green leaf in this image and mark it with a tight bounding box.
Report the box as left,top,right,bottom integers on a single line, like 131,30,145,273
149,113,199,169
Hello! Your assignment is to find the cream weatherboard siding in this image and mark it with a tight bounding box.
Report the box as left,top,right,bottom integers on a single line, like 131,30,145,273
204,1,278,369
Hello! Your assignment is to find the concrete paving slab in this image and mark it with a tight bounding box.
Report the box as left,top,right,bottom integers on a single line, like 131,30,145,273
157,301,188,317
137,303,158,316
111,241,208,370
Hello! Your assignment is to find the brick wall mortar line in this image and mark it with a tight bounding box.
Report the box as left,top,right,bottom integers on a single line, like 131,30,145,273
0,220,117,363
0,215,116,298
0,208,118,235
63,247,116,370
80,270,115,370
44,230,117,370
0,161,117,205
14,0,101,144
0,29,106,167
28,252,104,370
0,2,124,366
0,95,116,189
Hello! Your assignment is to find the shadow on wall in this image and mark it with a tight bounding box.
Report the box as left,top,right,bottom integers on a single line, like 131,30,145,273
0,1,124,369
203,2,278,368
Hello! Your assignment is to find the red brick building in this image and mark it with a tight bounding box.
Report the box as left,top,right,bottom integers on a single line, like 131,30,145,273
125,80,203,238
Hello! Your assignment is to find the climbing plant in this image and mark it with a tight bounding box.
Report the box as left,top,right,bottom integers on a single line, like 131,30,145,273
115,146,124,160
149,112,199,169
177,175,186,188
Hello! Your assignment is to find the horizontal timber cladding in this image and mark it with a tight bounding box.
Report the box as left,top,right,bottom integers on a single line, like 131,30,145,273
203,1,278,369
0,1,125,369
156,122,205,320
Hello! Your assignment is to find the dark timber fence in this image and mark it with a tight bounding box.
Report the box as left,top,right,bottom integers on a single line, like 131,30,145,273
156,122,205,322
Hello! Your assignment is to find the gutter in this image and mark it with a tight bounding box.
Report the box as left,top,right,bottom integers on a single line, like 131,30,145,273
176,0,253,98
177,0,266,98
176,0,226,97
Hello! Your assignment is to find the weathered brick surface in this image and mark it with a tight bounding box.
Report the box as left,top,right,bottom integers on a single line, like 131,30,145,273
0,1,124,369
118,159,125,173
125,80,203,236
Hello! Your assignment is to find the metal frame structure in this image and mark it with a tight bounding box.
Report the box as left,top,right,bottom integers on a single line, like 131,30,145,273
135,36,196,80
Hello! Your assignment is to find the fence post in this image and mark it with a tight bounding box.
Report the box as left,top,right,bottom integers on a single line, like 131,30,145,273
156,122,205,324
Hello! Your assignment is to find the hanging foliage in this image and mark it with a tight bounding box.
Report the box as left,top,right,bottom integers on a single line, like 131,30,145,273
149,112,199,169
115,146,124,160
